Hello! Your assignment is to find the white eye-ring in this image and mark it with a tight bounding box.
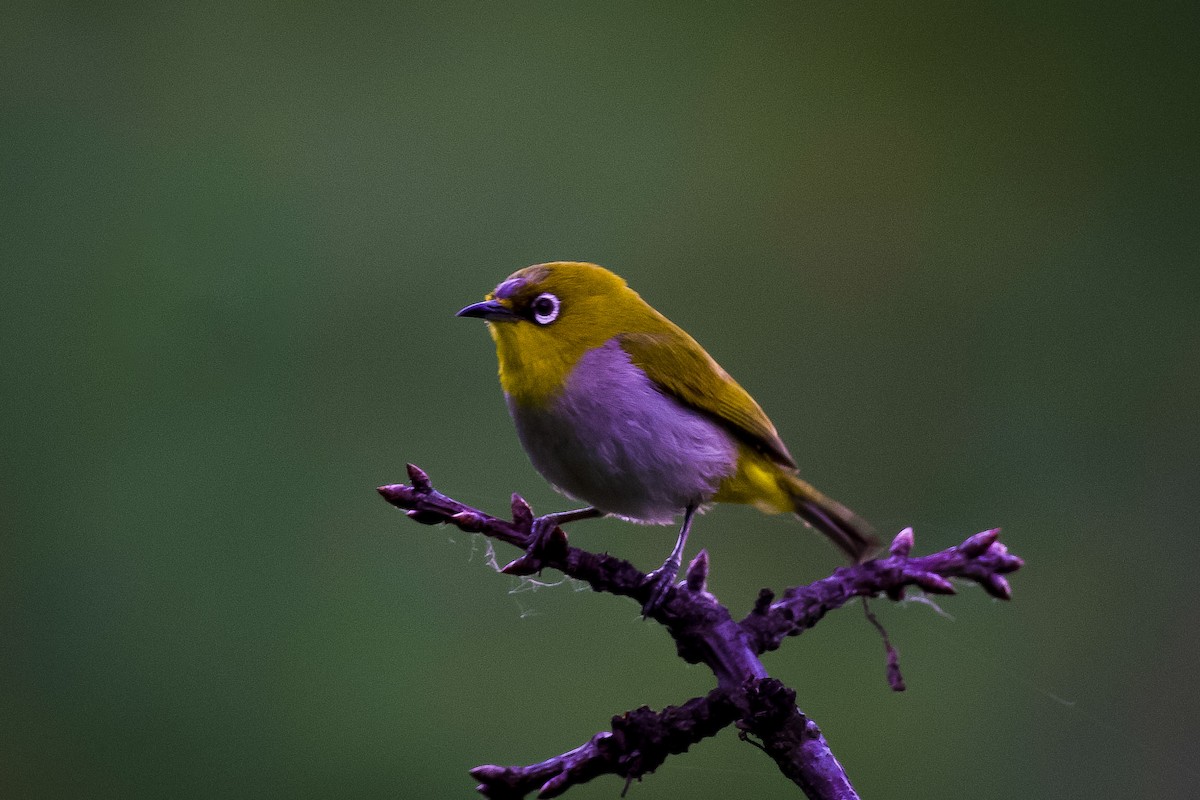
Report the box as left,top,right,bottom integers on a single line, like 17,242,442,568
531,292,560,325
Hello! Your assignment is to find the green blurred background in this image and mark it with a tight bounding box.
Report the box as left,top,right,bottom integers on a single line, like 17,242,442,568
3,1,1197,797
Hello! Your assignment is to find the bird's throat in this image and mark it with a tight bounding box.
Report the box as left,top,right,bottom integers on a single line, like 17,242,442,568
492,325,580,407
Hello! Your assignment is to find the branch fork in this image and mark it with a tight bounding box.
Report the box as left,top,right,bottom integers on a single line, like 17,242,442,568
378,464,1024,799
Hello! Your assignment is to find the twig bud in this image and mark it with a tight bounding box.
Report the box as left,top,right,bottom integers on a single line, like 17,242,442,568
470,765,507,781
511,493,534,531
889,527,915,557
982,574,1013,600
752,588,774,616
405,463,432,493
405,509,444,525
914,572,957,595
544,526,569,560
500,555,542,576
1000,554,1026,573
959,528,1001,558
376,484,407,503
685,549,710,592
538,770,570,798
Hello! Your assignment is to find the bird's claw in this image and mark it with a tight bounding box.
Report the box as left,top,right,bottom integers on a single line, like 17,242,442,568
501,514,568,575
529,515,558,555
640,557,682,617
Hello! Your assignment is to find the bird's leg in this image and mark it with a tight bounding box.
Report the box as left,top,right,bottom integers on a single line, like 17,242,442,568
502,506,602,575
640,504,698,616
530,506,603,554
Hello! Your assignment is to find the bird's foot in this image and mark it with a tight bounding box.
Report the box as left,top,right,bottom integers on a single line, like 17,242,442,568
640,555,682,617
500,513,569,576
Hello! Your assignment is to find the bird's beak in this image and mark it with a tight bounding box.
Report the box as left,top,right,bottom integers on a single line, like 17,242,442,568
456,299,520,322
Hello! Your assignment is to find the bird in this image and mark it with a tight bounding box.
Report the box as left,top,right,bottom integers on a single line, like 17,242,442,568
457,262,877,613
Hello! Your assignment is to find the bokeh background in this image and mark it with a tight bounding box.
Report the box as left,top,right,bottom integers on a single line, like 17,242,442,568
3,1,1197,798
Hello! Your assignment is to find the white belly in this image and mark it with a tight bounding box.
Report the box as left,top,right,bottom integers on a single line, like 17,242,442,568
507,339,738,523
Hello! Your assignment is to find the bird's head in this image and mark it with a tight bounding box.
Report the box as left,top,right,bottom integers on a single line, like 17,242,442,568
458,262,656,401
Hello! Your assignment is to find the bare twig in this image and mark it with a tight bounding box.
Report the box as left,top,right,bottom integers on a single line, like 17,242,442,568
739,528,1023,656
470,688,743,799
378,466,1024,799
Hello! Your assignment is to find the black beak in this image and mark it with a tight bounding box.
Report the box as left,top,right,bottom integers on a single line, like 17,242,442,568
456,299,520,322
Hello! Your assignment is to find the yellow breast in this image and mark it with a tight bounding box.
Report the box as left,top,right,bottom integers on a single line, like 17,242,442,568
491,319,586,407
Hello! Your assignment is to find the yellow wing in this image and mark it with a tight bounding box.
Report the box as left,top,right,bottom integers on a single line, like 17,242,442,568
617,331,797,469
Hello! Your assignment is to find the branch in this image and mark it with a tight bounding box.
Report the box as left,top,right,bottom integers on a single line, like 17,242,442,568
468,680,856,800
378,465,1024,799
740,527,1024,656
379,464,649,602
739,679,855,799
470,688,743,798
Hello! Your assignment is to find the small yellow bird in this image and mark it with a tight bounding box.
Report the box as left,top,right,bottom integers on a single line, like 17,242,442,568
458,262,877,611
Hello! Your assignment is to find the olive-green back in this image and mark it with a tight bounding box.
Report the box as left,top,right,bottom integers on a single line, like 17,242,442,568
617,329,797,470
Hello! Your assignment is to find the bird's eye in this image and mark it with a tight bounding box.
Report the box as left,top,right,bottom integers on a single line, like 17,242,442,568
531,292,560,325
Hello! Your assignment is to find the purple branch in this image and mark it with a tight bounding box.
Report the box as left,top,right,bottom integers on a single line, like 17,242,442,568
739,527,1024,656
470,689,743,798
378,466,1024,799
739,679,857,800
379,464,649,601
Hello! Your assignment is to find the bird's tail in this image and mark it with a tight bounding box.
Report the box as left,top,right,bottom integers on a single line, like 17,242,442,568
779,472,879,563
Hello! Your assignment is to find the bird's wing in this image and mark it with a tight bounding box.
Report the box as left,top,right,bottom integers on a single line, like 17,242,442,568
616,331,797,469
